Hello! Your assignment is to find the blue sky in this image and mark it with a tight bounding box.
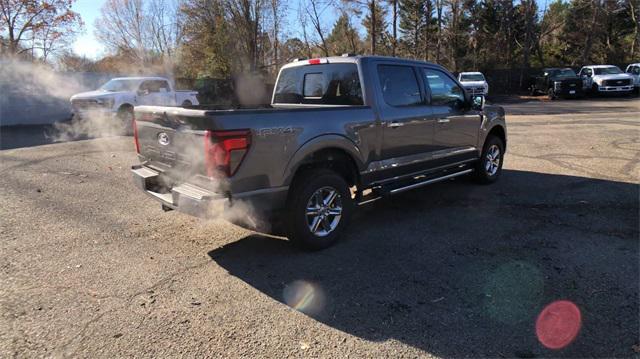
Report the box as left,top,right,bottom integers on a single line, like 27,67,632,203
71,0,551,59
72,0,106,58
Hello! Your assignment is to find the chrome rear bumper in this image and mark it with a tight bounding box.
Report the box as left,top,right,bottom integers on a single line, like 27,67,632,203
131,165,229,218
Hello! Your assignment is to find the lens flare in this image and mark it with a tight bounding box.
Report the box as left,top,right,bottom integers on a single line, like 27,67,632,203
536,300,582,349
283,280,326,316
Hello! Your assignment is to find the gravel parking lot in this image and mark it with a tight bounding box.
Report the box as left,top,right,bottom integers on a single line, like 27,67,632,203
1,98,638,357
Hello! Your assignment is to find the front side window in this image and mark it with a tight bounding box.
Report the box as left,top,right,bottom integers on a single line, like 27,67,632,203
423,69,465,107
377,65,422,107
274,63,363,105
140,81,160,93
582,68,593,76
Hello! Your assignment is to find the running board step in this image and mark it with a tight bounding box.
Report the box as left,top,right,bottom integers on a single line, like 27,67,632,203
386,169,473,194
357,167,474,206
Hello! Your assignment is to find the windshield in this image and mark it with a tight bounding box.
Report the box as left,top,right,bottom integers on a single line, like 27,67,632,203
548,69,577,77
459,74,485,82
100,79,141,92
594,66,622,75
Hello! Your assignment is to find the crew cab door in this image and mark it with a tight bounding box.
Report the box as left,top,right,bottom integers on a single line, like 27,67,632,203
579,67,593,89
375,63,436,174
421,67,480,161
137,80,172,106
627,65,640,86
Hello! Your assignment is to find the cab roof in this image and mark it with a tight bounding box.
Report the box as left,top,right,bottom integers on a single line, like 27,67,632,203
584,65,619,68
110,76,168,81
281,55,441,70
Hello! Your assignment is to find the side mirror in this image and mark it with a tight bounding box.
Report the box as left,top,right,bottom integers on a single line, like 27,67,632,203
471,95,485,111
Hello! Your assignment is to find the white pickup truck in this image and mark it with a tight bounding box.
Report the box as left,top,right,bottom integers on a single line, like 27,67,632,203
457,72,489,96
70,77,199,124
625,63,640,94
578,65,635,95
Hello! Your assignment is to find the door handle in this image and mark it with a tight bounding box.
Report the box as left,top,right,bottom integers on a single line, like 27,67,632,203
437,118,450,124
388,121,404,128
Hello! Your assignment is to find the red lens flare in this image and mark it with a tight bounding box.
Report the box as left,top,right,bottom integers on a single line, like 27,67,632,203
536,300,582,350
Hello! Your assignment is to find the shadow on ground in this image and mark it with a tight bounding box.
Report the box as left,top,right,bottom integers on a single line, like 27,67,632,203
209,170,638,358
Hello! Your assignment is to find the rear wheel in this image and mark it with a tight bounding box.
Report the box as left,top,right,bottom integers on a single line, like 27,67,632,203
474,135,504,184
181,100,193,107
286,168,354,250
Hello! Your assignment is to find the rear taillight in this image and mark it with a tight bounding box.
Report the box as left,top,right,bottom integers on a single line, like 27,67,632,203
133,118,140,153
204,130,251,177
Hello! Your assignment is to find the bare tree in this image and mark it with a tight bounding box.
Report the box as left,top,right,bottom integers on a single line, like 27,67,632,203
306,0,330,57
630,0,639,59
269,0,284,71
95,0,148,63
389,0,397,56
226,0,264,71
0,0,82,59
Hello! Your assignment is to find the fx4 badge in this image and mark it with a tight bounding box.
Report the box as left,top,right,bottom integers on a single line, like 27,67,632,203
257,126,294,137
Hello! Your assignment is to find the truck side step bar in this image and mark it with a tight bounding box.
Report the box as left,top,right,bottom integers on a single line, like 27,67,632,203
357,167,474,206
388,169,473,194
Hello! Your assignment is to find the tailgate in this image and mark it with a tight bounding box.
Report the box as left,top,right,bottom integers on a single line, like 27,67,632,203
134,107,209,174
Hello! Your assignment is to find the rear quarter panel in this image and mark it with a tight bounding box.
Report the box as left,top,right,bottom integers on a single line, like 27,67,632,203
192,106,378,193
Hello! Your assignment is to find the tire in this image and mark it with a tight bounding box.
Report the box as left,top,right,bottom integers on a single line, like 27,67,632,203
285,168,354,250
591,84,599,97
529,86,537,96
547,88,556,100
474,135,505,184
117,106,134,135
182,100,192,107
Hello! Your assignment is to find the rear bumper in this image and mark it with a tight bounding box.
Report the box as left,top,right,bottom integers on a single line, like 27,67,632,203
131,165,288,223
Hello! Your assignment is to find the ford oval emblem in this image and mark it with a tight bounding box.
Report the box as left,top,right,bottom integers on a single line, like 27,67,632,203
157,132,170,146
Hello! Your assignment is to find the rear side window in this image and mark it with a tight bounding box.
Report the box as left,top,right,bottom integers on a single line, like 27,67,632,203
377,65,422,107
274,63,363,105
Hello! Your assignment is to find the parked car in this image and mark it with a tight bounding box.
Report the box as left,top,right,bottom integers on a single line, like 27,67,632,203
70,77,199,125
131,55,507,250
457,71,489,95
529,68,584,100
625,63,640,95
578,65,635,95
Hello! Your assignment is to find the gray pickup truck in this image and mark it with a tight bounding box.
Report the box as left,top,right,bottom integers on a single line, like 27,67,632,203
132,55,507,250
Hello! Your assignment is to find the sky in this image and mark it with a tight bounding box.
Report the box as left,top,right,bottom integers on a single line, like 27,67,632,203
72,0,106,59
71,0,552,60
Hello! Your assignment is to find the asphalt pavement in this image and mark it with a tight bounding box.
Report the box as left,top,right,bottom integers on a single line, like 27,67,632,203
1,98,638,357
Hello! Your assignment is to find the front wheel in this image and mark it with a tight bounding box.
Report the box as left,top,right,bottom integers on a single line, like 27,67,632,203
286,168,354,250
117,107,134,135
547,88,556,100
474,136,505,184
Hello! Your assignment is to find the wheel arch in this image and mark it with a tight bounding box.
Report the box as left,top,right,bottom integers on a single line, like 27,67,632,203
118,103,134,113
487,125,507,152
283,135,364,188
